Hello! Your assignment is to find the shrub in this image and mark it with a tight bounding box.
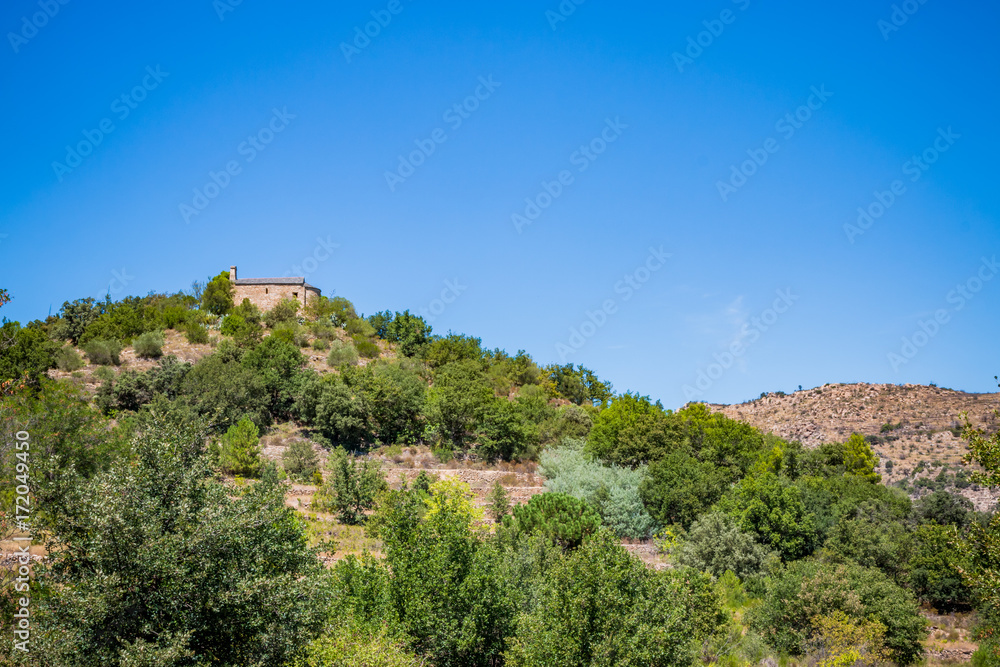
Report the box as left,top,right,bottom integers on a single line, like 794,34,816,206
486,481,510,523
675,512,777,580
353,336,380,359
272,321,309,347
264,299,300,328
749,556,926,665
311,338,330,351
503,492,601,550
55,345,84,372
282,439,319,482
302,623,423,667
327,340,359,366
216,416,262,477
315,448,387,524
184,322,209,344
83,338,122,366
201,270,234,316
345,318,375,338
540,438,658,539
133,331,164,359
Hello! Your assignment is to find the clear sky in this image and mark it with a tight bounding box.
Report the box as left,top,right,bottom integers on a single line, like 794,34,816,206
2,0,998,408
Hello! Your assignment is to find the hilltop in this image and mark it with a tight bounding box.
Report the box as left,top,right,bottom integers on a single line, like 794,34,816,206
710,382,1000,509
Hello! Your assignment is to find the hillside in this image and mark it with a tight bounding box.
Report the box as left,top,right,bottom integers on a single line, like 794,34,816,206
710,382,1000,509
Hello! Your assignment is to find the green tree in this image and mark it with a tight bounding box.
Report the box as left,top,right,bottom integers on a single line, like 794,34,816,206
487,480,510,523
424,359,493,449
749,556,926,665
503,492,601,550
201,270,235,316
316,448,387,524
25,416,324,665
843,433,881,483
56,297,99,344
641,451,726,529
585,392,680,466
282,439,319,482
675,511,777,580
909,522,971,611
506,530,724,667
0,321,57,385
478,397,537,461
718,471,816,561
217,415,262,477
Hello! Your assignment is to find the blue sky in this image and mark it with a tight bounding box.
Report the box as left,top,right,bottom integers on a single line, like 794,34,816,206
2,0,998,408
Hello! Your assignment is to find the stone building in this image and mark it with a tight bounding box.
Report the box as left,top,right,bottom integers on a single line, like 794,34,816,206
229,266,321,312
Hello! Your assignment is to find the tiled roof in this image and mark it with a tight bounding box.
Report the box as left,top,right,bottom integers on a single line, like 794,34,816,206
233,277,305,285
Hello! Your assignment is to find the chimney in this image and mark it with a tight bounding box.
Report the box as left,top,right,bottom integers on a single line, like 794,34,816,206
230,265,237,281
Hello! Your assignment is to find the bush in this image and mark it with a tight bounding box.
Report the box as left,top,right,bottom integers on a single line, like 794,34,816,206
54,345,84,372
201,270,234,316
506,530,724,667
540,438,658,539
216,416,262,477
264,299,300,328
749,556,926,665
327,340,359,366
675,512,776,580
315,448,387,524
0,321,58,384
272,321,309,347
282,439,319,482
133,331,164,359
184,322,209,344
503,492,601,550
311,338,330,351
353,336,380,359
486,481,510,523
345,318,375,338
83,338,122,366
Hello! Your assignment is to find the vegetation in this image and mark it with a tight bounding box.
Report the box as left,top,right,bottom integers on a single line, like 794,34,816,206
2,275,998,665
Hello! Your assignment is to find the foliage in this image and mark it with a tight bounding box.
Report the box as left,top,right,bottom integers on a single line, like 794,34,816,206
133,330,164,358
0,320,57,383
424,359,494,449
241,335,306,420
295,374,369,447
503,492,601,550
916,489,974,528
327,339,359,366
423,333,483,368
823,514,912,585
282,439,319,482
56,297,99,344
27,416,324,665
641,451,726,530
353,336,380,358
299,622,423,667
341,362,426,445
184,321,209,344
487,480,510,523
749,556,926,665
315,448,387,524
216,415,263,477
908,522,970,611
369,310,431,357
264,298,300,328
807,610,890,667
546,363,613,406
83,338,122,366
54,344,84,371
505,530,724,667
201,270,235,316
675,511,777,580
585,392,679,466
718,471,817,561
478,397,538,462
179,353,270,431
540,438,658,539
345,317,376,338
843,433,882,483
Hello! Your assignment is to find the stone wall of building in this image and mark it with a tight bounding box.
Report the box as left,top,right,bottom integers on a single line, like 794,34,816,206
232,283,320,313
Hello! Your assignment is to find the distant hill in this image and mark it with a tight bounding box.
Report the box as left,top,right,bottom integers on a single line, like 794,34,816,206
710,383,1000,510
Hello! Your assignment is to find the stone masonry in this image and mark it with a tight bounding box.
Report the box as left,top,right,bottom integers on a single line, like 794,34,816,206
229,266,321,312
